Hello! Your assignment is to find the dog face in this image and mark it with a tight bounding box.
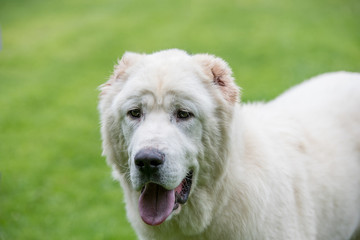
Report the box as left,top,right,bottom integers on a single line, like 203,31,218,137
99,49,239,228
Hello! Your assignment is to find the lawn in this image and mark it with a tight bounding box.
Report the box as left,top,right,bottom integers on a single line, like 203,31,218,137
0,0,359,239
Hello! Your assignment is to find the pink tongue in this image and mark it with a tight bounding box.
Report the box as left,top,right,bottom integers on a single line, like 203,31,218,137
139,183,175,226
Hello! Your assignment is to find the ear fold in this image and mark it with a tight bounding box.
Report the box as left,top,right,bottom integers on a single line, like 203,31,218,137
193,54,239,104
99,52,144,96
113,52,143,80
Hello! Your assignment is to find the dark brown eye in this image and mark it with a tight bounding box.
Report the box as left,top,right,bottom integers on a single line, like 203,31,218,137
177,110,192,120
128,109,142,119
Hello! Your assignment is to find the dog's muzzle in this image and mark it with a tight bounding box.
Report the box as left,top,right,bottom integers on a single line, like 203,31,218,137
134,148,193,226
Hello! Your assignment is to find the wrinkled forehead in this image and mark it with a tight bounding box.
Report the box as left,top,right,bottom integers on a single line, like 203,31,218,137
116,59,214,113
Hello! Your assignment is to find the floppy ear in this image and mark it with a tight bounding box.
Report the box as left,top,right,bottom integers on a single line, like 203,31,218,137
193,54,239,104
99,52,143,96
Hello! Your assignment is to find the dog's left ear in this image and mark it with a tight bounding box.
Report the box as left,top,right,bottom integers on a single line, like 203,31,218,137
193,54,239,104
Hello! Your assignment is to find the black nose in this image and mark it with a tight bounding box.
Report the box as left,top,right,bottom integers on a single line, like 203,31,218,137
134,148,165,175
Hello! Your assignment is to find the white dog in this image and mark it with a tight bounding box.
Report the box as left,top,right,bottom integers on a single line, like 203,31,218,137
98,49,360,240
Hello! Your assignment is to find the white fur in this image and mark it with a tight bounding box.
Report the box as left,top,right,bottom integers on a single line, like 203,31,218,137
98,49,360,240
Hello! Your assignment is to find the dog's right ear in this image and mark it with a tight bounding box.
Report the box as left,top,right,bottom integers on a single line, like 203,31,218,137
99,52,143,96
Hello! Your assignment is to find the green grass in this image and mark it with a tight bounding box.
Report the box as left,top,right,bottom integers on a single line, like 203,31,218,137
0,0,359,239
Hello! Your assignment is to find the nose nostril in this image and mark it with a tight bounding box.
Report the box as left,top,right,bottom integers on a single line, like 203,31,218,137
135,159,145,167
150,159,162,167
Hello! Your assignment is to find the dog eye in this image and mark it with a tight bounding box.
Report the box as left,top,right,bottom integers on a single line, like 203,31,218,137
177,110,192,120
128,109,142,119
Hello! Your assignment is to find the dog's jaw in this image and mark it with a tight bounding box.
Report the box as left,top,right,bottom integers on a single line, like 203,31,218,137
138,170,193,226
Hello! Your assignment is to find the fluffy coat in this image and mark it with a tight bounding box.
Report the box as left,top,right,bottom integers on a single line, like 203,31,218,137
98,49,360,240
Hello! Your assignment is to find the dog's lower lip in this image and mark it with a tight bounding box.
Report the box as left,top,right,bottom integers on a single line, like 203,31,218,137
175,170,193,205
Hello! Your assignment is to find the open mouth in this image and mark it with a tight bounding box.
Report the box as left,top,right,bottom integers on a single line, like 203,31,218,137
138,171,193,226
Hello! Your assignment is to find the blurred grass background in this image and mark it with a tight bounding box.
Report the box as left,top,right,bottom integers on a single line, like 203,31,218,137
0,0,359,239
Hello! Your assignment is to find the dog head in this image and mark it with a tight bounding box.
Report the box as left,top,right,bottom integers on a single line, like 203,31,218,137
98,49,239,233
